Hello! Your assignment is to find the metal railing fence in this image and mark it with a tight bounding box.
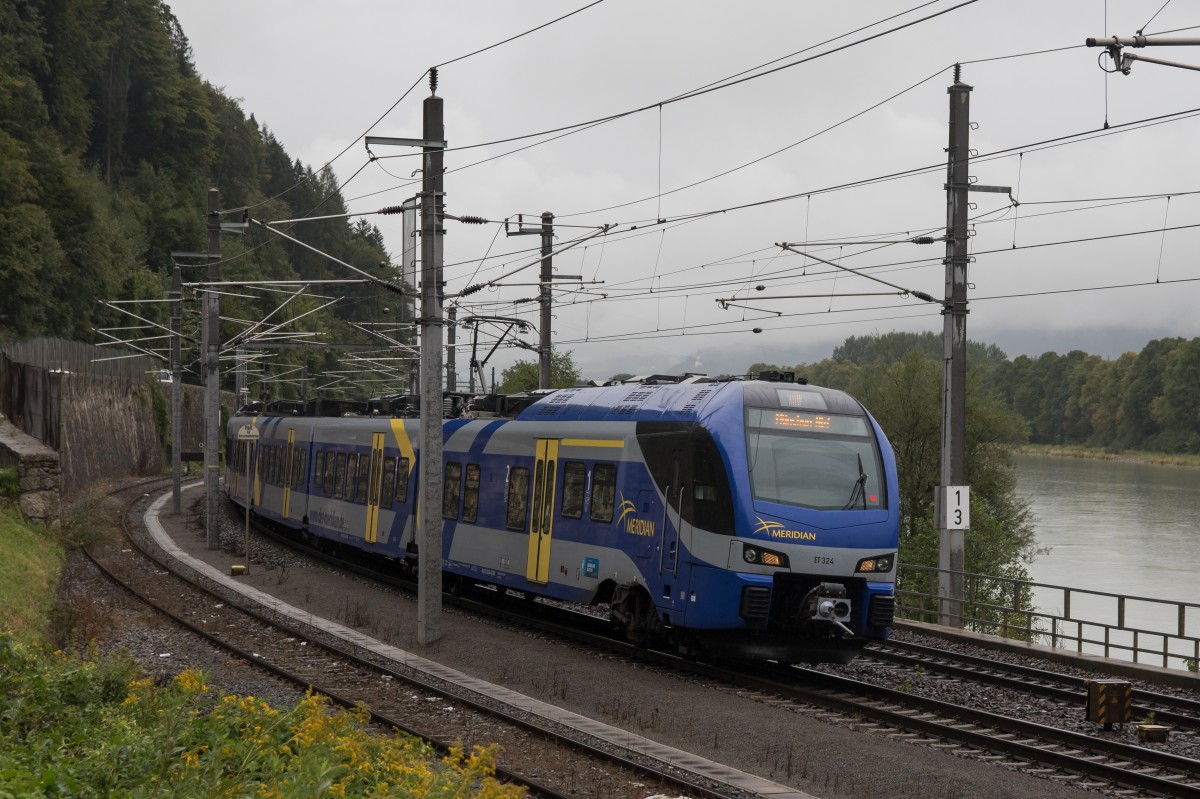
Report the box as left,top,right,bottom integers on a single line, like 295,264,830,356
896,563,1200,671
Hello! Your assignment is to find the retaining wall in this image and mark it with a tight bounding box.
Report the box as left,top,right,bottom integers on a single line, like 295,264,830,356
0,417,61,528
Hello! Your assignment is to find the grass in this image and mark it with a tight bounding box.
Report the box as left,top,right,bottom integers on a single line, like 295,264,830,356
1014,443,1200,468
0,505,63,644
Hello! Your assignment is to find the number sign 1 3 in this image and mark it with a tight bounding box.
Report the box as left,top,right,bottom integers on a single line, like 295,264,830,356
936,485,970,529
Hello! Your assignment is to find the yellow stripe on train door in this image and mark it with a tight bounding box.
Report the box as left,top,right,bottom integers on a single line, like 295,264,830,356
364,432,385,544
526,439,559,585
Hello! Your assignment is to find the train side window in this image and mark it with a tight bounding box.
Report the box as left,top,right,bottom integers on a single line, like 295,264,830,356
590,462,616,523
381,457,396,507
561,461,585,519
294,450,306,490
506,467,530,530
334,453,347,499
396,457,410,503
356,455,370,504
347,454,360,500
443,462,462,519
314,451,325,495
462,463,480,523
323,451,335,496
531,461,545,531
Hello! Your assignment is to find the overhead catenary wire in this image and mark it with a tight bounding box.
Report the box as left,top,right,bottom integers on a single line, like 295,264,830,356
195,7,1200,377
366,0,981,164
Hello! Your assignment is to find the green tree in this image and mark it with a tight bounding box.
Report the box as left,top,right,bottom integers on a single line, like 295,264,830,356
497,349,581,393
1150,338,1200,452
1117,337,1182,450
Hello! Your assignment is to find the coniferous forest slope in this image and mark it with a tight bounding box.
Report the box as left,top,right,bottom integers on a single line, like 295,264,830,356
0,0,395,386
4,2,1197,457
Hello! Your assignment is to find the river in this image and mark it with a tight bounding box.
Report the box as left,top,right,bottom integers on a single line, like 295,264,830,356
1010,452,1200,660
1012,452,1199,606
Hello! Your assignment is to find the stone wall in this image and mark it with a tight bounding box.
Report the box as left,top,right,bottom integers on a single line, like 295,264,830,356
0,417,61,528
58,378,235,496
59,377,165,496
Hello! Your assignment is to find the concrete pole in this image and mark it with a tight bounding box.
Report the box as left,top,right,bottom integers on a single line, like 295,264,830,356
204,188,221,549
418,72,446,645
538,211,554,389
939,68,971,626
446,306,457,392
170,265,182,514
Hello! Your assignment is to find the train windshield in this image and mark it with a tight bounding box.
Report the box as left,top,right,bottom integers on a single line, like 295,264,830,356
745,407,886,511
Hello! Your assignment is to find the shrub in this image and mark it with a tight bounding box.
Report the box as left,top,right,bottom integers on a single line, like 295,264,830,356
0,637,523,798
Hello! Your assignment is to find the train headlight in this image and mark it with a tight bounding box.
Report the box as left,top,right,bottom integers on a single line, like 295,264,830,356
856,554,894,574
742,544,789,569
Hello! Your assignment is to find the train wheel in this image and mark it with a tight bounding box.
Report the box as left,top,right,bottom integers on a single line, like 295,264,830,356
611,584,658,646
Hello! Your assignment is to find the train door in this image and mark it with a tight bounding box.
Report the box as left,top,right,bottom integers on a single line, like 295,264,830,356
364,433,385,544
661,456,682,576
526,439,559,585
282,429,295,519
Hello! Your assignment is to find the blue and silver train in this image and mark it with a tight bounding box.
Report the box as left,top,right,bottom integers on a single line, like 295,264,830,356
226,374,899,664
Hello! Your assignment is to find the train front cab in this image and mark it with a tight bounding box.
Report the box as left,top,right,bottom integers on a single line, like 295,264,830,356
724,384,899,663
632,381,899,664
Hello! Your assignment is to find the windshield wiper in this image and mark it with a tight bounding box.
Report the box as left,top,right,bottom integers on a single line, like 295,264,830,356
842,454,868,510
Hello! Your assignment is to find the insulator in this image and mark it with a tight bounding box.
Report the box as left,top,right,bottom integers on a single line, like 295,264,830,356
458,215,488,225
459,283,485,297
378,205,406,216
429,67,439,94
910,236,937,245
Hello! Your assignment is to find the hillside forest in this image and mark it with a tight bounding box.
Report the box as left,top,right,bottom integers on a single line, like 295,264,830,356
5,0,1196,452
1,0,402,390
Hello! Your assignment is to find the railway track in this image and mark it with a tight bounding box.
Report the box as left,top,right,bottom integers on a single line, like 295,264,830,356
460,601,1200,797
245,506,1200,798
87,483,789,799
864,638,1200,733
79,482,1200,798
766,664,1200,799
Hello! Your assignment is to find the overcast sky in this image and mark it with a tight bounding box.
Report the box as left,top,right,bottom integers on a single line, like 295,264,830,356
169,0,1200,382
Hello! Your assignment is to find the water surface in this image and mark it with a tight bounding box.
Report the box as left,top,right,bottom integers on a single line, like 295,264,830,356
1013,453,1198,603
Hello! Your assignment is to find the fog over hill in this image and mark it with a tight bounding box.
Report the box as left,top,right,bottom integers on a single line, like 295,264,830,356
568,324,1181,383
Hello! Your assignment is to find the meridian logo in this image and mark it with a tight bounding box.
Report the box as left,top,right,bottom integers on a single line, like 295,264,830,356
754,517,816,541
618,494,655,537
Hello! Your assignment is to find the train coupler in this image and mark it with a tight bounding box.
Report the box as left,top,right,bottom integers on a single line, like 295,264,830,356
804,582,854,637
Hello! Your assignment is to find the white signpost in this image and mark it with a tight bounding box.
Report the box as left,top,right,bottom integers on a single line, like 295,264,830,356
936,485,970,530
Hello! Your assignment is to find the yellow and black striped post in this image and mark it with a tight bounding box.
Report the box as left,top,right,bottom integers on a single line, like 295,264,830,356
1086,679,1132,730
